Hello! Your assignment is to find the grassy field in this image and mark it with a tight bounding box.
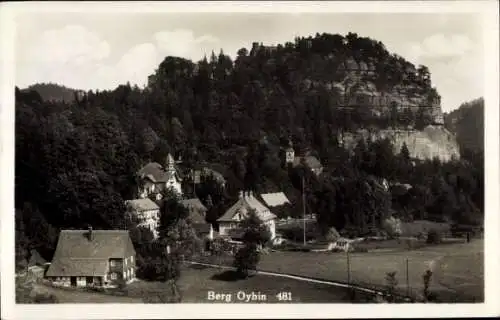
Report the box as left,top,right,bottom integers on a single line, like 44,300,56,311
197,239,484,302
433,251,484,301
129,265,374,303
26,265,375,303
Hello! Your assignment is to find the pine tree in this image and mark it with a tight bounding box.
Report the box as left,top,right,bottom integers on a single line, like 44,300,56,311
400,142,410,161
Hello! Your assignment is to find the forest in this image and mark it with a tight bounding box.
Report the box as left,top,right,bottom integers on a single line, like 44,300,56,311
15,32,484,272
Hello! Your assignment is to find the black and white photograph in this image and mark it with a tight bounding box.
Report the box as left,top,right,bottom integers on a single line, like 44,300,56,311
1,1,499,319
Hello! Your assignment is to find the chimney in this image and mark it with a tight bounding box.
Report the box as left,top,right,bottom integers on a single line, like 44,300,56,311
87,225,93,241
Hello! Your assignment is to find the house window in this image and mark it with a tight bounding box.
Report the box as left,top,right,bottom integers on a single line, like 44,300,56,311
110,260,116,267
111,272,117,280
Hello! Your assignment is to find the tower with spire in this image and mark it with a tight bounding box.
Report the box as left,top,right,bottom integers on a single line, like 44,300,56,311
164,153,183,196
285,138,295,166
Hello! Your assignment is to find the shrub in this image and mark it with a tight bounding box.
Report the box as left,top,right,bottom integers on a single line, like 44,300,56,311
422,269,433,302
384,271,398,302
382,216,403,239
233,244,260,278
426,229,442,244
324,227,341,242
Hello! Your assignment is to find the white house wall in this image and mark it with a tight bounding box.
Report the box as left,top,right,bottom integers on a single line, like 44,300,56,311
166,178,182,195
76,276,86,287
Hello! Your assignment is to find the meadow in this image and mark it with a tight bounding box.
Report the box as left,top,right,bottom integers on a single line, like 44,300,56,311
196,238,484,302
21,265,374,303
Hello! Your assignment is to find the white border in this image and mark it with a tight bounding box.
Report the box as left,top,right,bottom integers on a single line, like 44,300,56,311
1,1,499,319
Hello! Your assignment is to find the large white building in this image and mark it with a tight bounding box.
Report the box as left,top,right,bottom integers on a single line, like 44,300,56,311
217,191,277,240
136,153,183,199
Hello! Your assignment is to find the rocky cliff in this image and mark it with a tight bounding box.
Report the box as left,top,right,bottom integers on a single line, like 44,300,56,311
338,125,460,161
300,56,444,126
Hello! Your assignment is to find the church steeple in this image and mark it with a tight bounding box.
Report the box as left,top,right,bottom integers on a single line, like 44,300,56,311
166,153,176,172
285,138,295,165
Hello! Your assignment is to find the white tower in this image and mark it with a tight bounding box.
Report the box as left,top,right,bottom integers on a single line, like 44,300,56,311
165,153,182,195
285,139,295,165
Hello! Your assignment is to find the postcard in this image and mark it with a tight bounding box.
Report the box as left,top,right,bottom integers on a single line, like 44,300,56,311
1,1,499,319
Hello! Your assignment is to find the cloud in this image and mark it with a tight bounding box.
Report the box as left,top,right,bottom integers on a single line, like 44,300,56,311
115,43,159,87
17,25,220,90
405,33,474,61
34,25,111,64
395,32,483,112
154,29,220,61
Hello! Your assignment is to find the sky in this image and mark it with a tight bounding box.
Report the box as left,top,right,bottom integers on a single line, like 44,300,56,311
14,8,485,112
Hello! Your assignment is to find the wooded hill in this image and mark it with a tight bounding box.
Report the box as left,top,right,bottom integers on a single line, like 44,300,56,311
444,97,484,155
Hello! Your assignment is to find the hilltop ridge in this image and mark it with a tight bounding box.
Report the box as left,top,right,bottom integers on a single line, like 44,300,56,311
24,32,458,161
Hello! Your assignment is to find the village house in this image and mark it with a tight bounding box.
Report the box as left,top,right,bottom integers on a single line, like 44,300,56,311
284,140,324,176
179,198,214,240
259,191,293,220
125,198,161,239
260,192,290,208
189,166,226,189
137,153,183,199
45,227,136,288
200,167,226,188
217,191,277,240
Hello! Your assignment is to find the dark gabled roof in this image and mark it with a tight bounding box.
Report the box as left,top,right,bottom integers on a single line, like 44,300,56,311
180,198,207,212
218,193,276,223
46,230,135,277
201,167,226,183
293,155,323,170
180,198,207,224
125,198,160,211
137,162,169,183
137,158,182,183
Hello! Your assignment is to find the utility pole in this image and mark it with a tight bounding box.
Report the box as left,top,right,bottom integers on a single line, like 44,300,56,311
192,169,196,198
347,249,351,287
406,258,410,297
302,174,306,246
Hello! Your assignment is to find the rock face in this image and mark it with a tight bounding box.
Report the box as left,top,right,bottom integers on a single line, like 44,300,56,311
338,125,460,162
306,55,452,159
